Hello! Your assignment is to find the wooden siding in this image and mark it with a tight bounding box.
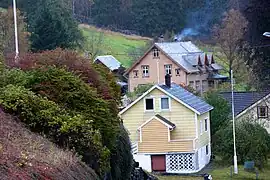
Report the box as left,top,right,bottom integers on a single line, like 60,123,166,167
128,49,187,92
197,112,210,148
121,88,196,143
138,119,193,153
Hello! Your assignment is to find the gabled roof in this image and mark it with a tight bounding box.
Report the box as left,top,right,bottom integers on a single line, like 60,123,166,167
94,55,121,71
138,114,176,130
124,41,224,75
159,83,213,114
220,91,270,117
119,83,213,115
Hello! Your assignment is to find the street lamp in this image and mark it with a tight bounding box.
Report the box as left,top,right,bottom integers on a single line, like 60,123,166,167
13,0,19,61
231,70,238,174
263,32,270,37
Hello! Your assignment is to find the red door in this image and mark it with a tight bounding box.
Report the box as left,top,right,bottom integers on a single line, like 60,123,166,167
151,155,166,172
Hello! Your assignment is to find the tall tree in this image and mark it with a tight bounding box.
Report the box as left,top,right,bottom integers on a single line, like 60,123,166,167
243,0,270,89
25,0,82,51
213,9,248,79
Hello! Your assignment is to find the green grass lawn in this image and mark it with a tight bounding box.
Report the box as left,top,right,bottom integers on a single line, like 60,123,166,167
156,160,270,180
79,24,151,68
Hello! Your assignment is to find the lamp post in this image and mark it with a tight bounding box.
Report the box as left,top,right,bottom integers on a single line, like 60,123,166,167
231,69,238,174
263,32,270,37
13,0,19,61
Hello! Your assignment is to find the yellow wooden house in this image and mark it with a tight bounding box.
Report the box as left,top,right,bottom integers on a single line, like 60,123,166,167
119,75,213,173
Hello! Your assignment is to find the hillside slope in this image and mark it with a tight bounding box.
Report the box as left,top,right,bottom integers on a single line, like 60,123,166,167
80,24,152,67
0,110,98,180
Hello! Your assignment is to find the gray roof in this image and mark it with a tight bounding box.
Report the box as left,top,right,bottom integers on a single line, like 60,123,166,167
155,41,223,73
94,55,121,71
155,114,176,128
220,91,270,116
159,83,213,114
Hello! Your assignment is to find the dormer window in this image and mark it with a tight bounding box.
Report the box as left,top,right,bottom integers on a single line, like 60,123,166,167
153,48,160,58
164,64,172,75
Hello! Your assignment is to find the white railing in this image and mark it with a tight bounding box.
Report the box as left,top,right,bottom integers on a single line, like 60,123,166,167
131,142,138,154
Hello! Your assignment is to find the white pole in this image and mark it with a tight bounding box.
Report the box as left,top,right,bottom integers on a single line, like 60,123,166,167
231,69,238,174
13,0,19,61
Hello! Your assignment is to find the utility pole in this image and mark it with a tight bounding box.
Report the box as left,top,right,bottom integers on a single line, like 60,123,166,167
231,69,238,174
13,0,19,61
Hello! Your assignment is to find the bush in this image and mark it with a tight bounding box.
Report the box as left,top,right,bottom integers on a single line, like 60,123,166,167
0,84,110,175
110,124,133,180
204,90,231,136
213,120,270,169
0,110,99,180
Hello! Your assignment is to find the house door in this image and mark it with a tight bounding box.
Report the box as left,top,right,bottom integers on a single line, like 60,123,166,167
151,155,166,172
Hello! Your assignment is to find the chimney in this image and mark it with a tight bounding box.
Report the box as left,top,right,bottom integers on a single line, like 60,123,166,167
158,34,164,42
165,74,171,88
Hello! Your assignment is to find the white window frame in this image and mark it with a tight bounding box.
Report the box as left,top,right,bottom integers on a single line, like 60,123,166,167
142,65,149,77
258,106,268,118
189,81,194,88
144,97,155,111
175,68,181,76
195,80,201,92
159,96,171,111
164,64,172,75
204,118,208,132
200,120,203,135
153,48,160,58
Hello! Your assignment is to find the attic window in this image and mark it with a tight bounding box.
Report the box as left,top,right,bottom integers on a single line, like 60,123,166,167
133,70,138,78
258,106,268,118
153,48,160,58
145,98,154,110
175,68,181,76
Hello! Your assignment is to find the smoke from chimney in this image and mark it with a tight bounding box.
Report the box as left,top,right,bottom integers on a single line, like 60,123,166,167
175,0,229,41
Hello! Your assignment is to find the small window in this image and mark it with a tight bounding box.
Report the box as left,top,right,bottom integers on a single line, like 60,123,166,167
164,64,172,75
133,70,138,78
195,80,201,92
153,48,159,58
258,106,268,118
202,80,208,92
206,145,209,155
142,65,149,77
175,68,181,76
204,119,208,132
145,98,154,110
200,120,203,135
161,97,169,110
189,81,194,88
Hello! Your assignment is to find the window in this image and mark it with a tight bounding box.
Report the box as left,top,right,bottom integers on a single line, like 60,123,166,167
141,65,149,77
195,80,201,92
202,80,208,92
153,48,160,58
189,81,194,88
161,97,169,110
258,106,268,118
175,68,181,76
145,98,154,110
200,120,203,135
164,64,172,75
206,145,209,155
208,80,214,89
133,70,138,78
204,119,208,132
